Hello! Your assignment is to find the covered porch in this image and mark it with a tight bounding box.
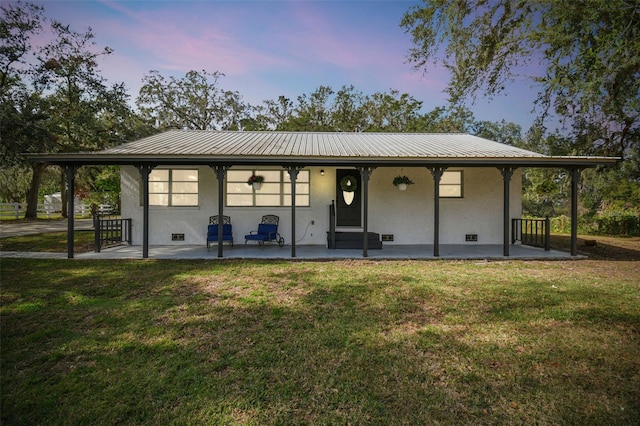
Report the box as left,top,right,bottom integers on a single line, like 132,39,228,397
28,131,618,260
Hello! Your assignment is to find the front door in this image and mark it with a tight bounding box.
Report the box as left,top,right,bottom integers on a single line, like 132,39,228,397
335,169,361,227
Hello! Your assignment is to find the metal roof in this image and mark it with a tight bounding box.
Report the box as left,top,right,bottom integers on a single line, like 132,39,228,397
28,130,619,167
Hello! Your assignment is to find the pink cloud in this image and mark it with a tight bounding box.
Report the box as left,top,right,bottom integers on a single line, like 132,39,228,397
99,1,291,75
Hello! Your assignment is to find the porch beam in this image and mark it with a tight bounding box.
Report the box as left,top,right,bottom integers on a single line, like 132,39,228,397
499,167,516,257
428,167,446,257
358,166,375,258
569,167,582,256
65,165,76,259
213,166,228,258
287,166,302,258
137,165,155,259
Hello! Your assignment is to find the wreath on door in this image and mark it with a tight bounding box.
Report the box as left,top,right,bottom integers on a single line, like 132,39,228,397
340,175,358,192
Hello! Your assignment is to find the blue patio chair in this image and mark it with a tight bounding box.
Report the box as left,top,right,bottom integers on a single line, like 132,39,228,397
207,215,233,250
244,214,285,247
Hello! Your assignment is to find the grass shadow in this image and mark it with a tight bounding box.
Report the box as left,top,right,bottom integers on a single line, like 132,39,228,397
550,234,640,260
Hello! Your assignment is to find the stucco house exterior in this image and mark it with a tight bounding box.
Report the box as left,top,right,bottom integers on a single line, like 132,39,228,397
30,130,618,259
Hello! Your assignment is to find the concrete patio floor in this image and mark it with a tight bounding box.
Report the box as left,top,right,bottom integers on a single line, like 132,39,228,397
0,243,579,260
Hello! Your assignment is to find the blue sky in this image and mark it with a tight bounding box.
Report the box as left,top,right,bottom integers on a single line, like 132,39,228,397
34,0,541,130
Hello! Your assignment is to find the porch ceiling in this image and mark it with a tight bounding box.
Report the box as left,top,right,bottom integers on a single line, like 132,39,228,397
28,130,619,168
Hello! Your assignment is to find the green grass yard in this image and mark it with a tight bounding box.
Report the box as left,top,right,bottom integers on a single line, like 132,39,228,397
1,255,639,425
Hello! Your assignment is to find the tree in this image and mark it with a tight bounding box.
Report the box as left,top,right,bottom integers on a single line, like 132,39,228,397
401,0,640,158
275,86,425,132
255,95,294,130
472,119,522,147
362,89,423,132
285,85,336,131
411,105,475,133
137,69,250,131
1,2,133,218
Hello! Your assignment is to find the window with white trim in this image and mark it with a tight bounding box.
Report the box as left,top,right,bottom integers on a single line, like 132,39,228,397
440,170,463,198
226,169,310,207
148,169,199,206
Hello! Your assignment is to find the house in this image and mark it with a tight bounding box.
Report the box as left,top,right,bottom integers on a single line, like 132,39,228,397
29,130,618,259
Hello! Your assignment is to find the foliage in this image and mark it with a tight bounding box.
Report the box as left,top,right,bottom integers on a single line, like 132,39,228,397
83,165,121,207
246,174,264,185
472,119,522,147
137,69,251,131
594,204,640,236
0,165,32,202
255,95,294,130
271,85,426,132
392,175,414,186
401,0,640,159
0,1,135,218
339,175,358,192
1,258,638,424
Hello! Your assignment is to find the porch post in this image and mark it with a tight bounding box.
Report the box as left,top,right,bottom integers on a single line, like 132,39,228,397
213,166,228,258
570,167,581,256
287,166,301,258
500,167,516,257
429,167,445,257
65,165,76,259
358,167,374,258
137,165,154,259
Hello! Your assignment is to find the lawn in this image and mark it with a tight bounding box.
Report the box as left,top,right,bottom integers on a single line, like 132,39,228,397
1,253,639,424
0,230,95,253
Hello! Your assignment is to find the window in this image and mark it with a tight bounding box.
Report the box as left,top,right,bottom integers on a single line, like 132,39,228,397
148,169,198,206
440,170,463,198
226,169,310,207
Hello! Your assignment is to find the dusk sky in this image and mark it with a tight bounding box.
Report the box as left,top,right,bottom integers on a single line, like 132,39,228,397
33,0,542,131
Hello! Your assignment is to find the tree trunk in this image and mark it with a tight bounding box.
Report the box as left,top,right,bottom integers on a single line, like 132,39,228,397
25,163,46,219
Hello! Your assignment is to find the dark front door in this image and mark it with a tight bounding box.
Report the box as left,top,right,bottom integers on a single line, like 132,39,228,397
336,169,361,227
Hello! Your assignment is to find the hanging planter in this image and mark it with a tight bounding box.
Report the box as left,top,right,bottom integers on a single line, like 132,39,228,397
393,175,414,191
340,175,358,206
247,175,264,190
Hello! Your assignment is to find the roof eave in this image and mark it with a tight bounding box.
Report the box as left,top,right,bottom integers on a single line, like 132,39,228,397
26,153,621,168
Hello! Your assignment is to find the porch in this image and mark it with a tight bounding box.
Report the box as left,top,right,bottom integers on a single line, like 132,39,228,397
70,243,578,260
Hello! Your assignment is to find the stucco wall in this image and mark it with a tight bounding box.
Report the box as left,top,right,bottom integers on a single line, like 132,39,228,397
120,165,522,246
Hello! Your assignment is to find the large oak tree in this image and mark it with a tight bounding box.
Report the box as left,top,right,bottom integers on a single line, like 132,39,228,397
1,1,136,217
401,0,639,158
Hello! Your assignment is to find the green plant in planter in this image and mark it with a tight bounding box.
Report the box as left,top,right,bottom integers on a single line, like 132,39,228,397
393,175,414,186
247,175,265,186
